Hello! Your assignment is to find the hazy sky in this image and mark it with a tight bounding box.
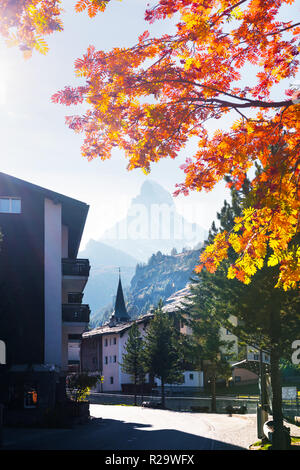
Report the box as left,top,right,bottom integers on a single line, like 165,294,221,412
0,0,297,249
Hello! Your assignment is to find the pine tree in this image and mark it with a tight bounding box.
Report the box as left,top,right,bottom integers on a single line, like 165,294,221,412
180,282,235,412
121,322,145,406
143,302,184,408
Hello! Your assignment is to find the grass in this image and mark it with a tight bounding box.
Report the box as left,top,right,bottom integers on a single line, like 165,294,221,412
212,383,259,397
250,437,300,450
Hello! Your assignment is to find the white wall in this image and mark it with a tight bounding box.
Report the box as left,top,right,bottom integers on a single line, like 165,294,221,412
44,198,62,367
102,334,120,391
155,371,204,388
101,323,148,392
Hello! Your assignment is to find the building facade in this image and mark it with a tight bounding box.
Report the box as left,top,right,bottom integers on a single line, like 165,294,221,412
0,172,90,411
81,274,154,392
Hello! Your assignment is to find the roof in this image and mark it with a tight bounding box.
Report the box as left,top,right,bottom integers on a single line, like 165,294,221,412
162,285,192,313
231,359,270,374
82,313,154,338
0,172,89,258
83,284,192,339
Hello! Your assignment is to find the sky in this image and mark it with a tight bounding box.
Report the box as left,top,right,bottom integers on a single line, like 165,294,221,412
0,0,298,249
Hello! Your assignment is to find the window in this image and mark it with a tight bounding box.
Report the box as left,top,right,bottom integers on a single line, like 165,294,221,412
253,354,259,361
110,377,114,384
113,337,117,345
113,355,117,363
105,356,108,364
24,384,38,408
104,339,108,347
0,197,21,214
189,373,194,381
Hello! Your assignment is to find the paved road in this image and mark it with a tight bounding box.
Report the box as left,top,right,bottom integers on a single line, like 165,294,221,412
2,405,258,450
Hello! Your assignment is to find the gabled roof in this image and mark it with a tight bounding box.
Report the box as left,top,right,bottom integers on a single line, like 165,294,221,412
82,313,154,338
0,172,89,258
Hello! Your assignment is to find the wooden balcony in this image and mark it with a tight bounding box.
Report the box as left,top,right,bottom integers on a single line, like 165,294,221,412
62,304,90,323
62,258,90,277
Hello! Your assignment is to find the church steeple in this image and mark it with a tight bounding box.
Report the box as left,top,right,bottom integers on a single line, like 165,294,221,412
110,269,130,324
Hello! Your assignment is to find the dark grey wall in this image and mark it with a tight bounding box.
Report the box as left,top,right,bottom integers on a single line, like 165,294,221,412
0,174,45,366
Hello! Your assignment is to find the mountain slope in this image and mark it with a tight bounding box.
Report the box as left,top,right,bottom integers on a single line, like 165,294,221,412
79,240,138,315
126,248,201,318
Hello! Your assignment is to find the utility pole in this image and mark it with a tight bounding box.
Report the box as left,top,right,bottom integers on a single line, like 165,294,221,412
257,349,269,439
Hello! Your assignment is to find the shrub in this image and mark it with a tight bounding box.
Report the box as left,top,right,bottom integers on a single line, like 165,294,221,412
66,373,101,402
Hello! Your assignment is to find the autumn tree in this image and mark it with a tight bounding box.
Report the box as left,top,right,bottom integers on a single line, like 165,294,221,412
50,0,300,291
2,2,299,288
0,0,109,57
121,321,146,406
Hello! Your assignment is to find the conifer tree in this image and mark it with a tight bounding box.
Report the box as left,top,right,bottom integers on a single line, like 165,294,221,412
143,302,184,408
182,290,234,413
184,178,300,448
121,322,145,406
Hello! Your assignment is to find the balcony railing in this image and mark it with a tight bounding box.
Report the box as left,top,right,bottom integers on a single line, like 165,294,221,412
62,304,90,323
62,258,90,277
68,292,84,304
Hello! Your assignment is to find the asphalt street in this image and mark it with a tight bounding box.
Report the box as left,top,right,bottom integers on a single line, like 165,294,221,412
2,404,258,450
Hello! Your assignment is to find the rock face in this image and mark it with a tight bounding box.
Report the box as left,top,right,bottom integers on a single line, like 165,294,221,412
85,246,202,328
100,180,207,261
126,248,201,318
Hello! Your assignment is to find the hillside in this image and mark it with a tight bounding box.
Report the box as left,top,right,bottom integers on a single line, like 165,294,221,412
126,248,201,318
89,247,201,327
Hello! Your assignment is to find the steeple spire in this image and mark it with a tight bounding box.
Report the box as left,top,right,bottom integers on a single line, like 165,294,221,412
110,269,130,324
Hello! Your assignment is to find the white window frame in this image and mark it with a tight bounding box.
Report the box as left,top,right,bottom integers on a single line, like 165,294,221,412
0,197,22,214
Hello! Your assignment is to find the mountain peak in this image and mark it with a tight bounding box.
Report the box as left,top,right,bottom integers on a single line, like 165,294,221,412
131,180,174,208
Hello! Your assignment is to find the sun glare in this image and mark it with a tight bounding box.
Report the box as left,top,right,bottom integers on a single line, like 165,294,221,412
0,78,6,106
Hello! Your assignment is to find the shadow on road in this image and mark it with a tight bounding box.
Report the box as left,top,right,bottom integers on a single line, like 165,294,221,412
2,417,245,450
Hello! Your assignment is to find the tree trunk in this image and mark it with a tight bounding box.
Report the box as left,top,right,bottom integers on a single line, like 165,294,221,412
134,376,137,406
161,378,165,409
141,379,144,403
211,374,216,413
270,308,288,450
